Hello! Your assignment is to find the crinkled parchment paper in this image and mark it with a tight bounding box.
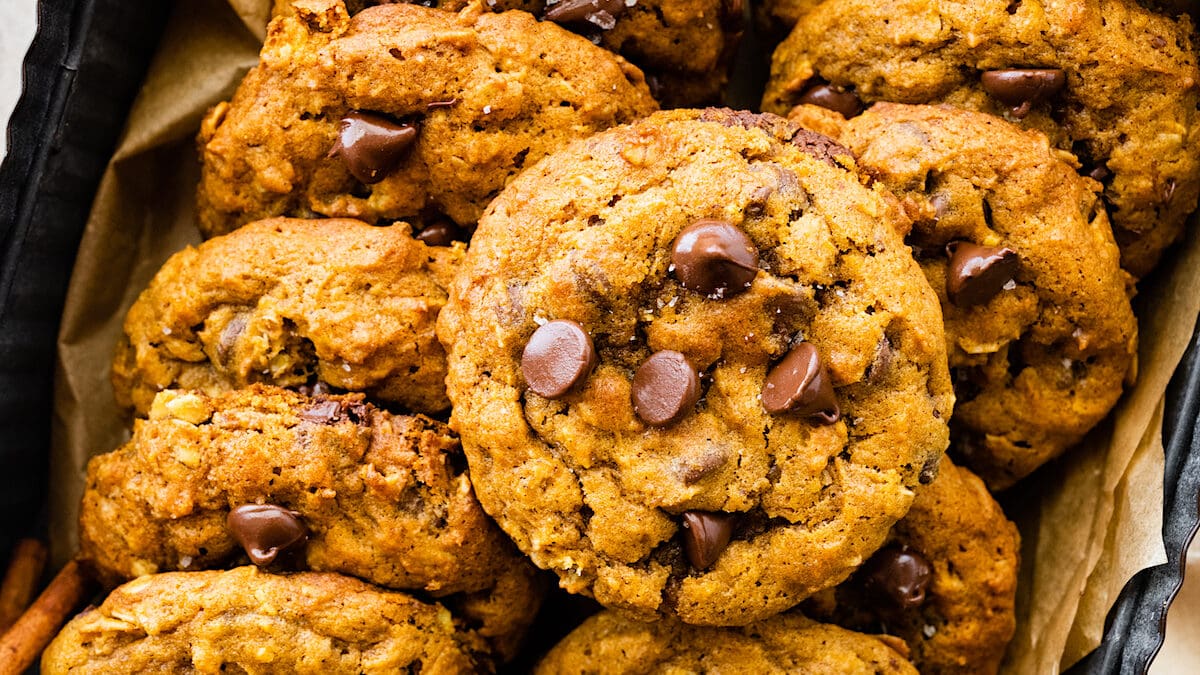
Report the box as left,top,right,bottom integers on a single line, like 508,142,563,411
48,0,1200,671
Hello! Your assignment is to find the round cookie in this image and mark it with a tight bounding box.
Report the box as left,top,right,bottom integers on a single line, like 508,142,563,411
79,385,541,660
438,108,954,625
792,102,1137,488
533,611,918,674
275,0,743,108
805,458,1020,674
42,567,488,674
198,0,657,238
762,0,1200,278
112,218,461,418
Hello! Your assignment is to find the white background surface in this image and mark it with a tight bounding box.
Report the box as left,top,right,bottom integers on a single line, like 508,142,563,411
0,2,1196,672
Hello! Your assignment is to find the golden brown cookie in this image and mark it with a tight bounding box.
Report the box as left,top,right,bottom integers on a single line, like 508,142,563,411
112,218,461,418
806,459,1020,674
198,0,657,238
42,567,488,674
790,103,1137,488
533,610,918,673
79,385,541,661
275,0,743,108
763,0,1200,278
438,108,953,625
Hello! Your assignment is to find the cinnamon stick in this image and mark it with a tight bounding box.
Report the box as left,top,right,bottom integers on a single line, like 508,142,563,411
0,560,93,675
0,540,48,633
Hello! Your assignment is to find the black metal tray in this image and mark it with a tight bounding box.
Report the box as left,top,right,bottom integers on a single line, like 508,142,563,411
1,1,1197,672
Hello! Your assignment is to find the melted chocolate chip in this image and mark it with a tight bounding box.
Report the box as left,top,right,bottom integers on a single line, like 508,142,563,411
945,242,1020,307
299,400,343,424
681,511,737,570
790,129,855,167
521,320,598,398
543,0,628,28
862,544,933,610
227,504,308,567
797,82,863,118
415,221,461,247
745,185,774,218
980,69,1067,119
632,350,701,427
761,342,840,423
671,219,759,298
329,112,418,184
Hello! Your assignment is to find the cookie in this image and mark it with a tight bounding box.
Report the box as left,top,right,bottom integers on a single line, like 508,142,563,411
755,0,823,35
806,458,1020,674
792,102,1137,488
762,0,1200,278
438,108,954,625
275,0,742,108
42,567,487,674
198,0,657,238
533,610,918,673
112,218,461,418
79,385,541,660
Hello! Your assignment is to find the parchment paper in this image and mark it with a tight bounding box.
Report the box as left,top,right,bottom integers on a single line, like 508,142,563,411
47,0,1200,671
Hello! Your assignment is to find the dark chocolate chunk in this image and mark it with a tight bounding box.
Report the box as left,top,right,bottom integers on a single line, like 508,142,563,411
790,129,855,167
522,320,598,398
329,111,418,184
980,69,1067,119
414,221,460,247
681,511,737,570
797,82,863,118
671,219,759,299
862,544,933,610
632,350,701,427
543,0,628,29
761,342,840,423
227,504,308,567
945,241,1020,307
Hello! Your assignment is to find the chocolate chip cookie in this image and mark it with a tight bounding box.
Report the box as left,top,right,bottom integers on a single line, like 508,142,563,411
112,218,461,418
533,611,918,673
792,102,1137,488
806,458,1020,674
198,0,656,239
438,108,954,625
275,0,742,108
79,385,541,660
762,0,1200,278
42,567,488,674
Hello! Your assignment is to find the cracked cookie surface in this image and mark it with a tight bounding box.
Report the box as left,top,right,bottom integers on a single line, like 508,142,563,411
42,567,487,674
80,385,540,661
198,0,656,238
792,103,1137,488
806,458,1020,674
438,108,953,625
763,0,1200,278
533,611,918,674
113,218,462,418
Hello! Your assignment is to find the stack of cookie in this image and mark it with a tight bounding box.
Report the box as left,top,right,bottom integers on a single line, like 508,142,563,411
37,0,1198,672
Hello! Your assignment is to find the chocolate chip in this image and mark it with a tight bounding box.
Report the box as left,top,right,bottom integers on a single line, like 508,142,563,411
671,219,759,299
945,241,1020,307
426,98,458,110
761,342,840,423
299,400,343,424
543,0,627,29
745,186,774,218
797,82,863,118
1152,35,1167,49
1087,163,1111,183
681,511,737,570
865,335,893,383
414,222,460,247
632,350,700,427
929,193,950,224
673,447,729,485
862,544,933,610
980,69,1067,119
216,313,248,365
790,129,855,167
227,504,308,567
521,320,598,398
329,111,418,184
1163,177,1177,204
918,455,939,484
